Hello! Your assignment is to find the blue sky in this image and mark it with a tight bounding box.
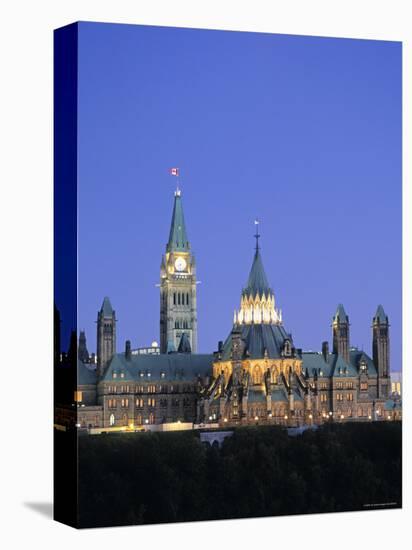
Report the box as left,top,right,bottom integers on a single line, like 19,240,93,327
76,23,401,370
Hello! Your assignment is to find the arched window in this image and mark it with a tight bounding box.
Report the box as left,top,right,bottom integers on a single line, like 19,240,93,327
178,293,181,305
109,414,115,426
253,366,261,385
173,293,176,305
187,293,189,305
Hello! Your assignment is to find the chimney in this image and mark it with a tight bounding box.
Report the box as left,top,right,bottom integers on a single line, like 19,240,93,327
125,340,131,360
322,341,329,361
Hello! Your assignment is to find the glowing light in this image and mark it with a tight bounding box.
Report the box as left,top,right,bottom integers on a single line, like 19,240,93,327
388,415,391,420
208,416,212,421
223,418,228,422
368,415,372,420
284,415,288,420
129,423,134,430
255,416,259,421
328,411,333,416
145,419,149,424
268,413,273,418
308,414,313,419
340,414,344,419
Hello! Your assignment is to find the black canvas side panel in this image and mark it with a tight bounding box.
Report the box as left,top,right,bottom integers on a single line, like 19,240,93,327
53,22,79,529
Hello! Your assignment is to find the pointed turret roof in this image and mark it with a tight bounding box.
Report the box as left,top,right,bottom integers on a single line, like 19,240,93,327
333,303,348,323
373,304,388,324
177,332,192,353
166,190,190,252
243,249,272,297
100,296,114,318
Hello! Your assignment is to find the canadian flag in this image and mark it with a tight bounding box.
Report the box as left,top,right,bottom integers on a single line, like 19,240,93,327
169,167,179,176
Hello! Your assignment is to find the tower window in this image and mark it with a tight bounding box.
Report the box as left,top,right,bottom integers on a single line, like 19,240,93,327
173,293,176,305
187,293,189,305
178,293,181,305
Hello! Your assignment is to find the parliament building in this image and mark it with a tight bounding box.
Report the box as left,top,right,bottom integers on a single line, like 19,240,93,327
70,189,401,430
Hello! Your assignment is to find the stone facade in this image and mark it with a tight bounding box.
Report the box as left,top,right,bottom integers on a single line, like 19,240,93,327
71,191,400,431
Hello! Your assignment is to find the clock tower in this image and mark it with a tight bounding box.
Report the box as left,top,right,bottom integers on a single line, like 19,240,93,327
160,188,198,353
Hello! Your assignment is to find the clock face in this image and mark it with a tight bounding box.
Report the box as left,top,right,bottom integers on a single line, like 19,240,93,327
174,257,187,272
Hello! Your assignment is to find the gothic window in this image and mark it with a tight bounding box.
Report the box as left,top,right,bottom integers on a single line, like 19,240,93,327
360,382,368,391
187,293,190,305
136,414,142,425
149,413,155,424
178,293,181,305
173,293,176,305
347,393,354,401
109,414,115,426
253,366,261,384
175,320,179,329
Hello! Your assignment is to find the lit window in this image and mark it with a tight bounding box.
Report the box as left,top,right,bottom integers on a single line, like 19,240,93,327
74,391,83,403
109,414,115,426
120,372,125,378
112,372,117,379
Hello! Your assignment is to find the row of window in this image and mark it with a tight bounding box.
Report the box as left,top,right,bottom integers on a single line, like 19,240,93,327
106,384,194,394
108,397,192,409
173,292,190,306
336,393,354,402
335,382,354,389
174,320,190,329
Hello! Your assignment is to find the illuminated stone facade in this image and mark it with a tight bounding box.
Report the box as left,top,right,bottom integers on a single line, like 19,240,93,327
71,191,400,431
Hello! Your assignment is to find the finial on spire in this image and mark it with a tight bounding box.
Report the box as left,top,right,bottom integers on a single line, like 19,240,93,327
254,219,260,251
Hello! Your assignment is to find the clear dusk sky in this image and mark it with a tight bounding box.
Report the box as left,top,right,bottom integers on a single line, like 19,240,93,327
76,22,402,370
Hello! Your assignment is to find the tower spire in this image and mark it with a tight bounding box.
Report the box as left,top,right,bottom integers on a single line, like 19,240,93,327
166,189,189,252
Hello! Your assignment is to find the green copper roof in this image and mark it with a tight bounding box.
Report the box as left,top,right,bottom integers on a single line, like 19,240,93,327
101,352,213,382
167,192,190,252
177,332,192,353
78,360,97,385
333,303,348,323
220,323,291,361
243,249,272,297
374,304,388,324
100,296,114,317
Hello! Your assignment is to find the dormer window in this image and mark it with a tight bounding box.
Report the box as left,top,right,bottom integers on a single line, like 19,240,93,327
112,372,117,379
120,371,125,378
283,340,292,357
360,360,367,373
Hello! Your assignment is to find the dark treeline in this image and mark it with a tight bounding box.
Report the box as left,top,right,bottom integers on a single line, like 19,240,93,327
77,422,401,528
